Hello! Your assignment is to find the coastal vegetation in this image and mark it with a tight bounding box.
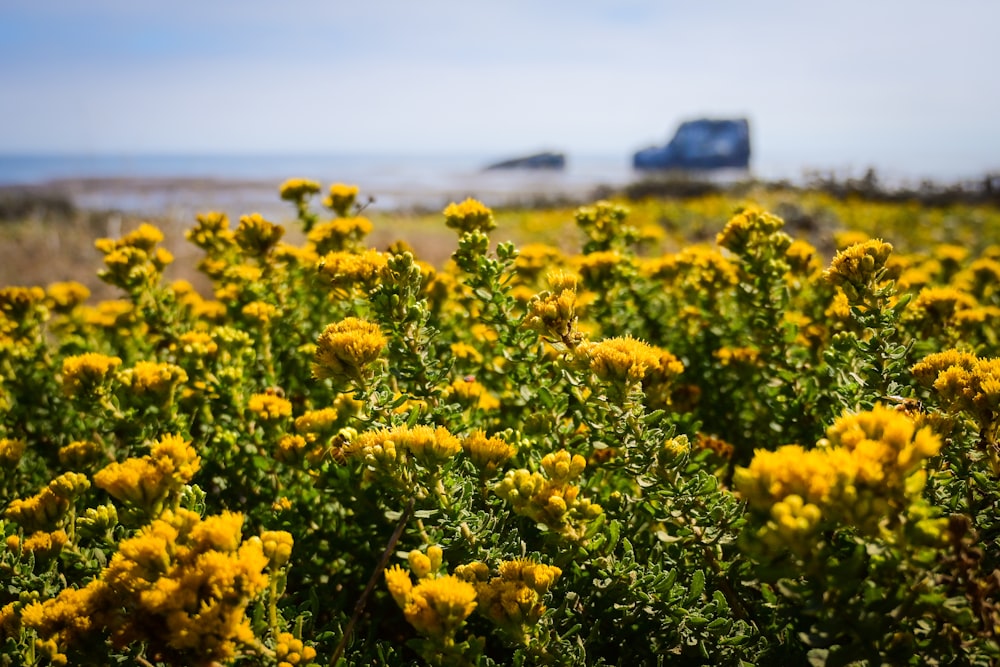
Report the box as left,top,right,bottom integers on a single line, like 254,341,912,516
1,178,1000,665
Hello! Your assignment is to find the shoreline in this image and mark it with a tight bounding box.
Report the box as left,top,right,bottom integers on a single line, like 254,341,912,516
2,168,998,225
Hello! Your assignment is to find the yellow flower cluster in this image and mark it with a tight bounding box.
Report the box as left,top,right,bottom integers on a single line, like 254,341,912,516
495,450,603,542
317,249,388,290
94,223,173,290
523,269,584,348
462,429,516,476
248,391,293,422
574,200,634,249
235,213,285,257
93,434,200,513
4,472,90,532
446,376,500,411
273,631,318,667
823,239,894,302
185,211,235,254
323,182,360,217
443,198,496,234
241,300,277,324
716,207,790,256
308,216,373,253
61,352,122,398
0,437,26,466
294,407,341,436
45,281,90,313
514,243,565,281
714,346,761,368
906,286,978,331
258,529,294,569
173,331,219,359
0,285,46,320
385,547,478,643
21,509,269,665
279,178,321,203
734,405,942,554
349,424,463,469
643,245,739,292
913,349,1000,431
454,558,562,642
573,250,630,287
312,317,387,387
6,529,68,563
580,336,684,398
120,360,188,404
57,440,102,468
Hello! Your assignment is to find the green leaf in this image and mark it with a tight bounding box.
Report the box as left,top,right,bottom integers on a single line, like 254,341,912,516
685,569,706,605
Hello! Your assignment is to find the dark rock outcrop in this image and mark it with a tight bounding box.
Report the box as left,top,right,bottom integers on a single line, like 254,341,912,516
484,152,566,170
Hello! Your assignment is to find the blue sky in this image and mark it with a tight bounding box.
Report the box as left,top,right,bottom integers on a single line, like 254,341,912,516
2,1,998,179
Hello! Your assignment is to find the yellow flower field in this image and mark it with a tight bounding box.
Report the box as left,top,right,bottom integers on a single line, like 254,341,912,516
1,179,1000,665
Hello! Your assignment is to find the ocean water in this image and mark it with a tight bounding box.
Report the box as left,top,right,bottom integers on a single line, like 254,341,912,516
0,153,641,216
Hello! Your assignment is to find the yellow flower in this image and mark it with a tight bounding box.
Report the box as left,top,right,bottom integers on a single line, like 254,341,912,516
273,631,318,666
273,434,312,464
785,239,822,276
186,211,235,252
514,243,565,280
308,216,374,253
455,558,562,640
120,361,188,402
173,331,219,358
323,183,360,217
716,207,787,255
913,350,1000,430
45,281,90,312
0,437,26,466
294,407,341,435
351,424,463,468
714,346,761,367
447,377,500,411
574,250,630,287
0,286,46,320
89,509,269,663
279,178,321,202
80,299,133,329
823,239,894,301
248,392,293,421
581,336,682,390
7,529,68,562
462,430,516,475
450,342,483,363
241,300,277,324
312,317,387,387
403,574,478,640
540,450,587,484
385,564,414,608
735,405,942,553
235,213,285,257
523,269,584,347
61,352,122,398
57,440,102,468
444,198,495,234
574,200,634,249
4,473,89,532
317,249,388,290
94,434,200,512
495,452,603,542
906,286,977,329
259,530,294,569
